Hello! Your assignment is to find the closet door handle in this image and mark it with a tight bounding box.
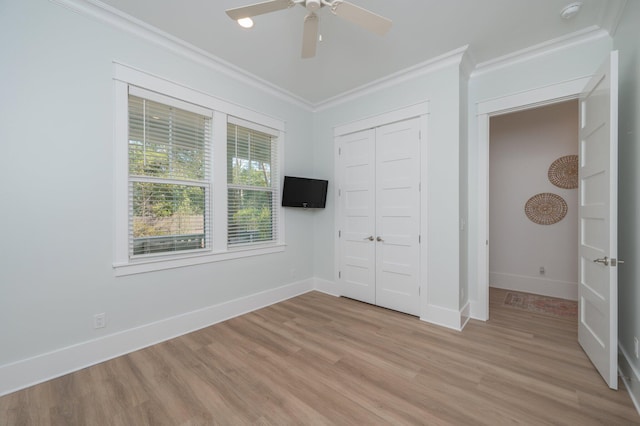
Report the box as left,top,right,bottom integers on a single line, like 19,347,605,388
364,236,374,241
376,236,384,242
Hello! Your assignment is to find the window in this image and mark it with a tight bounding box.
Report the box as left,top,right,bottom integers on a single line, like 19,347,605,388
227,119,279,247
113,64,285,276
128,91,212,257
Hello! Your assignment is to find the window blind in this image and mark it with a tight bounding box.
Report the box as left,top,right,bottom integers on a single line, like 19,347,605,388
128,94,212,256
227,120,279,246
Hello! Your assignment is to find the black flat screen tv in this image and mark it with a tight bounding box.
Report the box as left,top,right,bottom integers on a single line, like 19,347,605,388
281,176,328,208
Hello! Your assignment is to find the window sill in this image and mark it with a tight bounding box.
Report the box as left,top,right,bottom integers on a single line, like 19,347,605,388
113,243,286,277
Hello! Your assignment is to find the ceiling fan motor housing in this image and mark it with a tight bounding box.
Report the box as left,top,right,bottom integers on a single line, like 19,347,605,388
305,0,321,11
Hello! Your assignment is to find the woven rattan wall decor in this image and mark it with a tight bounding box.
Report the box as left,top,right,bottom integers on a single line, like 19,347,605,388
548,155,578,189
524,193,568,225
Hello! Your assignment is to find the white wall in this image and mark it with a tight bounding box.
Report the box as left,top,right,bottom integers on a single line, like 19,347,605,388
613,0,640,411
0,0,314,393
489,101,578,300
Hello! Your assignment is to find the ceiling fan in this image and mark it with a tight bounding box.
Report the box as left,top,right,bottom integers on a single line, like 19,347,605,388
226,0,392,58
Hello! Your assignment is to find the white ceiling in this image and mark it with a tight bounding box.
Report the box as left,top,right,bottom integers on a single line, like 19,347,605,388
98,0,624,105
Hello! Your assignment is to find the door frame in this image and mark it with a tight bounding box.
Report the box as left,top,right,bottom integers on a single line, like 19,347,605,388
334,101,429,314
474,77,591,320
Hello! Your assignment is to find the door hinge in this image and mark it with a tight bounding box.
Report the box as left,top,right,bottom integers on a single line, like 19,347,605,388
338,230,341,238
419,235,421,243
338,271,341,279
339,188,341,197
338,147,342,155
418,286,421,295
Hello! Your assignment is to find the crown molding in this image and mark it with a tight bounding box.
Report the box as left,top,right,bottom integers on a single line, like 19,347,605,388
598,0,628,37
49,0,314,111
47,0,621,112
459,48,477,82
314,45,470,112
471,26,610,78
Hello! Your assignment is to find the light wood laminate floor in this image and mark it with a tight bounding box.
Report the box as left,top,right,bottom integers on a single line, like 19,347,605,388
1,289,638,425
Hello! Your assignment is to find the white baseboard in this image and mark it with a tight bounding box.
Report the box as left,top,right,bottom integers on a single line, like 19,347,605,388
315,278,470,331
469,299,488,321
460,302,471,329
313,277,341,297
421,303,467,331
0,276,485,396
490,272,578,300
619,343,640,416
0,279,313,397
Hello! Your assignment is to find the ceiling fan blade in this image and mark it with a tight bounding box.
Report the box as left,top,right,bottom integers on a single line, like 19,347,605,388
226,0,292,20
301,12,319,59
331,1,392,36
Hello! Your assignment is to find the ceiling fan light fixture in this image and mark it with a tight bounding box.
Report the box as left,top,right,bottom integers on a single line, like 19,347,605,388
306,0,321,11
237,17,254,28
225,0,392,58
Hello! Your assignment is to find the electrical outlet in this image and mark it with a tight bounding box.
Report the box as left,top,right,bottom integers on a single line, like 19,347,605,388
634,337,639,359
94,313,106,329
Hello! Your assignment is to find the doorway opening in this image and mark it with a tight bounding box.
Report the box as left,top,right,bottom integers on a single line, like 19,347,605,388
474,76,590,322
488,100,579,305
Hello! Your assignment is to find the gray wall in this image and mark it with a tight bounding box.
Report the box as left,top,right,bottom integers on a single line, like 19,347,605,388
0,0,314,368
613,0,640,402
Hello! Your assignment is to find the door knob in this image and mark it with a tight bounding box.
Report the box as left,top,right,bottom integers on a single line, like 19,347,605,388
593,256,609,266
364,236,374,241
376,236,384,242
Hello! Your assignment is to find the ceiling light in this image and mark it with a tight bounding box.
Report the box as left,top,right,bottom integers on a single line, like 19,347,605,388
237,17,254,28
560,2,582,20
305,0,320,11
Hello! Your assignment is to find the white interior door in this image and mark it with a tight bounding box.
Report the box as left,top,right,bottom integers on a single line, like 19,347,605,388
337,129,376,304
578,51,619,390
375,119,421,315
337,119,421,315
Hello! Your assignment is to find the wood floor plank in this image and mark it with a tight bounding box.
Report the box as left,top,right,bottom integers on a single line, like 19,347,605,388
1,288,638,425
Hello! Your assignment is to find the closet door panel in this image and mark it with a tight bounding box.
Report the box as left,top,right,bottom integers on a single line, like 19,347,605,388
375,119,421,316
337,129,376,304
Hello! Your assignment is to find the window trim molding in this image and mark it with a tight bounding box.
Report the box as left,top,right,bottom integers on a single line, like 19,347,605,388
113,62,285,276
113,243,286,277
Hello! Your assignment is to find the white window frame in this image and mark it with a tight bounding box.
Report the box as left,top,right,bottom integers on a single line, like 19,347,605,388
113,63,285,276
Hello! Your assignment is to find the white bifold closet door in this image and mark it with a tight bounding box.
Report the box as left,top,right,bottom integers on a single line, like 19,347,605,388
337,118,421,316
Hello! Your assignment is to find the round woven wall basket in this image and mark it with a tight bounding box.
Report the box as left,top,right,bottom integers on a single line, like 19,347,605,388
524,193,568,225
548,155,578,189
